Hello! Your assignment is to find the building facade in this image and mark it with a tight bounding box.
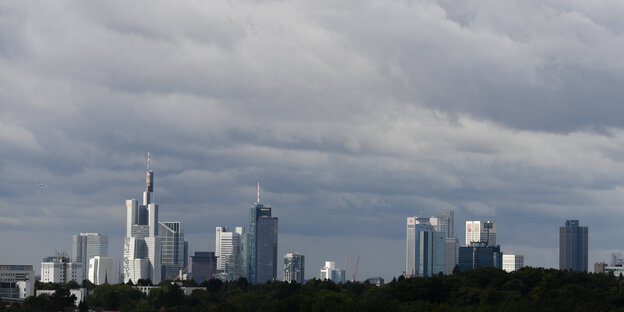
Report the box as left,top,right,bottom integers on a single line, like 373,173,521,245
190,251,216,283
0,265,34,299
41,253,82,283
159,221,188,280
502,254,524,272
123,153,161,284
72,232,108,282
215,226,243,280
88,256,120,285
559,220,588,271
283,252,305,283
406,217,446,277
465,221,497,247
458,242,503,272
320,261,345,283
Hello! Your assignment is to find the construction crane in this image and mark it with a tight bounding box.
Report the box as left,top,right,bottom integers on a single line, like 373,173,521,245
351,256,360,282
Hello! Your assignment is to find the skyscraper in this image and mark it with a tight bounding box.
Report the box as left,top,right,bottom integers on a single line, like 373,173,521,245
559,220,588,271
246,182,278,284
215,226,243,280
405,217,445,277
430,210,457,275
284,252,305,283
458,242,503,272
159,221,188,280
123,152,162,284
190,251,216,283
72,233,108,282
502,254,524,273
320,261,345,283
465,220,497,246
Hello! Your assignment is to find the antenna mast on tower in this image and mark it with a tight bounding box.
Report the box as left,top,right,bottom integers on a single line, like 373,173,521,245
257,181,261,204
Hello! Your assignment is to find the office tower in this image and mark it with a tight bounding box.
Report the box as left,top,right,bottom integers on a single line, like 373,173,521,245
72,233,108,282
458,242,503,272
320,261,345,283
123,152,162,284
159,221,188,280
502,254,524,272
405,217,445,277
246,182,278,284
215,226,243,280
41,253,83,283
191,251,216,283
0,265,34,299
430,210,457,275
430,210,454,238
559,220,588,271
465,221,497,246
88,256,120,285
284,252,305,283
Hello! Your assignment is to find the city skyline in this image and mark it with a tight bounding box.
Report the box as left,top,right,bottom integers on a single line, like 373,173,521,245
3,1,624,283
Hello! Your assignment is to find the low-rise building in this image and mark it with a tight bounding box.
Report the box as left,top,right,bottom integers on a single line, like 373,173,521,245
41,253,82,283
0,265,35,299
503,254,524,272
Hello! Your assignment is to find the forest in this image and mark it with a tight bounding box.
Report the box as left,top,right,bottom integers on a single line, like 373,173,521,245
3,267,624,312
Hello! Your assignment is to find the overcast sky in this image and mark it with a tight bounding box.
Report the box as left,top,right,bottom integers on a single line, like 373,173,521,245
2,0,624,281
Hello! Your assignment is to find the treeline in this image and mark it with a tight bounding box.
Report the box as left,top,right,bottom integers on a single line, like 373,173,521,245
4,267,624,311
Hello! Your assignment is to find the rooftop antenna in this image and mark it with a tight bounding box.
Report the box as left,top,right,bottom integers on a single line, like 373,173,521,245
147,152,151,171
257,181,260,204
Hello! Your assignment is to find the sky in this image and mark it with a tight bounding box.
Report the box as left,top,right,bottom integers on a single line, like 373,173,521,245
2,0,624,281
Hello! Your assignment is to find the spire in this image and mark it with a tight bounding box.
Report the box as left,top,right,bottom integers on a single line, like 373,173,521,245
147,151,151,171
257,181,260,204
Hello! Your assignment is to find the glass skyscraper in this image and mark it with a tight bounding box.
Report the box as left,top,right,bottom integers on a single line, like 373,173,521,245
559,220,588,271
246,183,278,284
72,232,108,282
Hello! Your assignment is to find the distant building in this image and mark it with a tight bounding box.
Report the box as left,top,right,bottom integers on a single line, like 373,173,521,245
320,261,345,283
88,256,119,285
458,242,503,272
159,221,188,280
610,253,624,266
465,221,497,247
604,265,624,276
0,265,34,299
431,210,458,275
190,252,216,283
595,262,607,274
41,253,82,283
502,254,524,272
123,153,161,284
365,276,384,286
216,226,243,280
444,238,459,274
405,217,445,277
245,182,278,284
559,220,588,271
37,289,87,303
72,233,108,282
283,252,305,283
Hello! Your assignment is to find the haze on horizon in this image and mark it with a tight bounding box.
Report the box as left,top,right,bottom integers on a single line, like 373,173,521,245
2,0,624,281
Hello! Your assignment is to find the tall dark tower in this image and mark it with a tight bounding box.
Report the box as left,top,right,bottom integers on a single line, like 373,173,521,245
559,220,588,271
247,182,278,284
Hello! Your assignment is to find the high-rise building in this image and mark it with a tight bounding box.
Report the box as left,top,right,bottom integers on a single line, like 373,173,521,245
72,233,108,282
458,242,503,272
284,252,305,283
159,221,188,280
215,226,243,281
245,182,278,284
88,256,120,285
41,253,83,283
190,251,216,283
0,265,34,299
123,153,162,284
502,254,524,272
465,221,497,247
405,217,445,277
320,261,345,283
559,220,588,271
430,210,457,275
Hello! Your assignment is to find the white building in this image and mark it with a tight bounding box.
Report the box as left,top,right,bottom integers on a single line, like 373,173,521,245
215,226,243,279
320,261,345,283
41,253,82,283
0,265,35,299
88,256,120,285
37,289,87,303
123,153,162,284
406,217,446,277
502,254,524,272
72,233,108,281
465,221,497,247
